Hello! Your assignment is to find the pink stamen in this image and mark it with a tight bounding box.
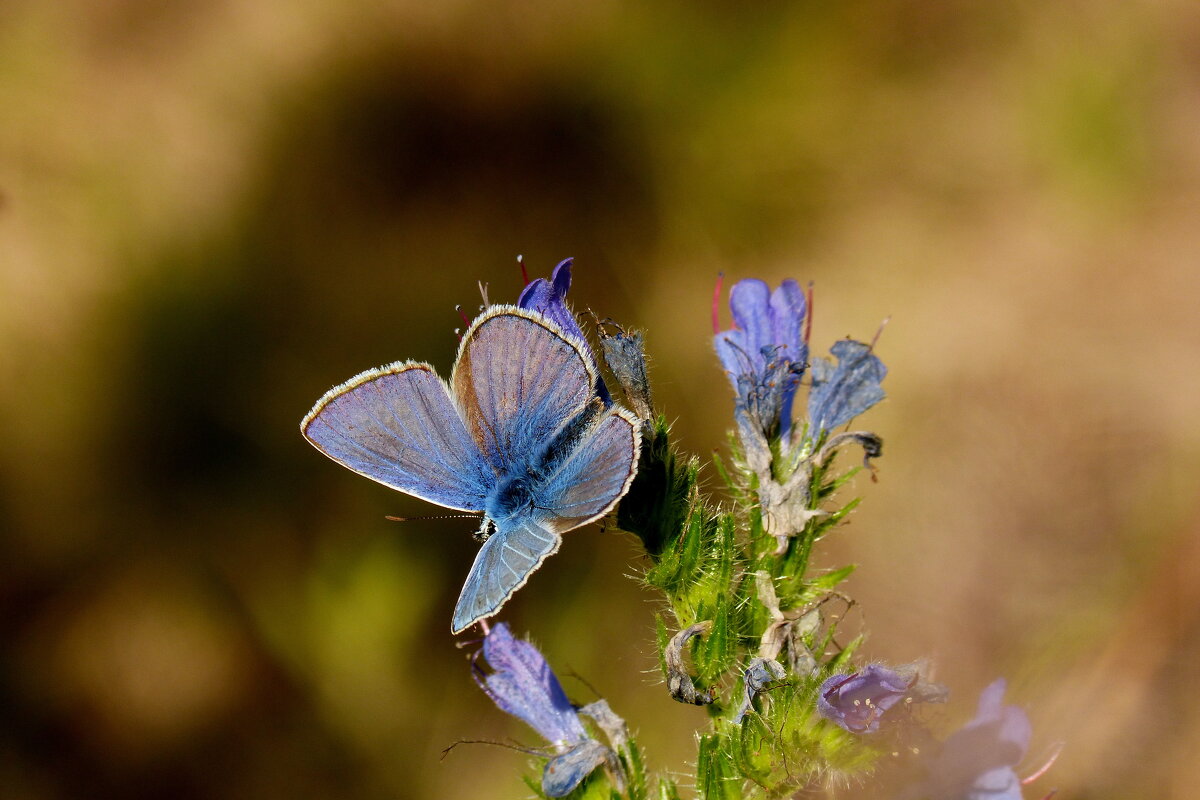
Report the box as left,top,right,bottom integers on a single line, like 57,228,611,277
804,282,814,346
479,619,492,636
1022,742,1063,785
517,254,529,286
711,272,725,334
454,305,471,342
869,316,891,353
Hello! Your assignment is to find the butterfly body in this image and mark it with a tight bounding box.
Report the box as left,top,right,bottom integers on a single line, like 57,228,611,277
302,305,641,633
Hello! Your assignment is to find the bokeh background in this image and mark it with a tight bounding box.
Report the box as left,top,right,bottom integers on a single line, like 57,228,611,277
2,1,1198,798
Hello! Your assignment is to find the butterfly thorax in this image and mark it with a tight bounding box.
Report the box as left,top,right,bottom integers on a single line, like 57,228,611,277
486,473,541,525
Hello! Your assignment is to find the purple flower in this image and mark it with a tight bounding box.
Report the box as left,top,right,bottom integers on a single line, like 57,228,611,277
917,679,1036,800
713,278,809,442
517,258,588,343
807,338,887,438
475,624,629,797
517,257,610,403
817,664,915,733
473,622,587,747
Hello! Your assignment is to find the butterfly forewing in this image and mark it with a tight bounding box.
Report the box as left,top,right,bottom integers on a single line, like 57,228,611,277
302,362,492,511
452,516,560,633
453,307,596,473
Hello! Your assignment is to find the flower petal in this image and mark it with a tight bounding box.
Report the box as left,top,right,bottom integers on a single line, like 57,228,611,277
807,339,887,436
727,278,773,358
517,258,587,343
476,623,587,746
767,280,807,364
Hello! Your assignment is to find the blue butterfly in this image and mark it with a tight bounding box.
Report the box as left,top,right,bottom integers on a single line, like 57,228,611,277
301,305,642,633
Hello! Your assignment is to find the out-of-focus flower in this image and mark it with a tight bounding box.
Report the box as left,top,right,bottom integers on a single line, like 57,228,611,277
818,664,914,733
807,338,887,438
473,623,624,798
818,662,945,734
474,622,587,747
714,278,809,443
907,679,1048,800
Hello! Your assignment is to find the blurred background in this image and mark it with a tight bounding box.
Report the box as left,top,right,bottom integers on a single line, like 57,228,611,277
1,1,1198,797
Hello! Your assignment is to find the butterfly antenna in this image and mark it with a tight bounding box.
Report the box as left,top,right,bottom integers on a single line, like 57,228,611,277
385,513,482,522
564,668,603,700
441,739,547,761
517,253,530,285
711,271,724,334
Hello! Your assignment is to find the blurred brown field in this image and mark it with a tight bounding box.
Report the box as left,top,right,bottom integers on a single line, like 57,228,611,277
1,1,1198,798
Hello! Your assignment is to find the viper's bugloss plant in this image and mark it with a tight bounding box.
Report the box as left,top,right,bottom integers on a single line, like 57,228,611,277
470,265,1056,799
308,258,1058,799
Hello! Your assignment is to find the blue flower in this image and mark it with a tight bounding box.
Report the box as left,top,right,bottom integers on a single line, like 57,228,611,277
474,623,625,798
807,338,887,438
474,622,587,747
714,278,809,442
518,257,610,403
517,257,588,344
916,679,1037,800
817,664,915,733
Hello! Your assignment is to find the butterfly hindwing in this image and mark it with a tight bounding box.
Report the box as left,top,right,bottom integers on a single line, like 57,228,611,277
538,406,641,533
302,362,492,511
452,516,560,634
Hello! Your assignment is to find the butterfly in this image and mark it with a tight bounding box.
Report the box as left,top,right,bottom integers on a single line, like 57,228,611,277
301,304,642,633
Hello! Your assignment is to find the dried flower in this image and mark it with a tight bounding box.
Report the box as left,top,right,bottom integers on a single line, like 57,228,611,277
664,621,715,706
807,338,887,439
733,657,787,723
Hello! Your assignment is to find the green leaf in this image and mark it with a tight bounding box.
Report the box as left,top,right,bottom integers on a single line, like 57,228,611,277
621,737,650,800
656,778,683,800
696,733,741,800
